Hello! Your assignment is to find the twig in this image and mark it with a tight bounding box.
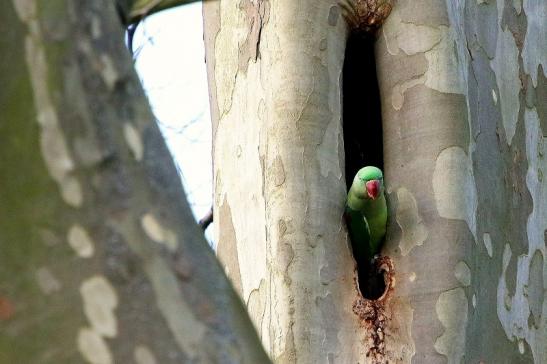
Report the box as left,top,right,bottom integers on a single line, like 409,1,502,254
126,22,139,58
198,207,213,230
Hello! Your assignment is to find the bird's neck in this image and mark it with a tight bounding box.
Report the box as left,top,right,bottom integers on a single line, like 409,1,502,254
365,193,386,214
347,189,366,210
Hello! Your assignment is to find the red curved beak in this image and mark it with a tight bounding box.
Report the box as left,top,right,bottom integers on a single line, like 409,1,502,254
366,180,380,199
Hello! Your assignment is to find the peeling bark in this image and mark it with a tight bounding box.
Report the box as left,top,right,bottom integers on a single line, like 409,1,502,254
377,0,546,362
205,0,366,362
206,0,546,362
205,0,400,362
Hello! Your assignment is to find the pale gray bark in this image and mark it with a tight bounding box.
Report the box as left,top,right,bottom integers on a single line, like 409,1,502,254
377,0,546,362
204,1,400,363
205,0,546,363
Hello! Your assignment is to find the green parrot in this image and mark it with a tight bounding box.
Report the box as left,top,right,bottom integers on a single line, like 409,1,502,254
345,166,387,265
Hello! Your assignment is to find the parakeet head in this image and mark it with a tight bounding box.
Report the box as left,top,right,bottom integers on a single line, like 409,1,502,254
352,166,384,200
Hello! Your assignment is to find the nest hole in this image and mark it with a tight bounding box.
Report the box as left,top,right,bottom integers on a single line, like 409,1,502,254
357,260,388,300
343,33,385,300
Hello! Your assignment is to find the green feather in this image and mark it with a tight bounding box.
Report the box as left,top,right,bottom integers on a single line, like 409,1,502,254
345,166,387,263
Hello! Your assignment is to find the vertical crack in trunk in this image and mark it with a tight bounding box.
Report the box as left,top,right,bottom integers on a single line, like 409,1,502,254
343,33,386,300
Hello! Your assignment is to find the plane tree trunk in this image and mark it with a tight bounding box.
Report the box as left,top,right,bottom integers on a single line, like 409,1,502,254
376,0,546,362
204,1,401,362
204,0,547,362
0,1,268,363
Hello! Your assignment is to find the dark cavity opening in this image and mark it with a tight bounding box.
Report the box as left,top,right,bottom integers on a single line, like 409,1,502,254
343,33,385,300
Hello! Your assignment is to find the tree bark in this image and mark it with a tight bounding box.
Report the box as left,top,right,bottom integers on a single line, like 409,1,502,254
376,0,546,362
205,0,547,362
0,1,269,363
204,1,387,362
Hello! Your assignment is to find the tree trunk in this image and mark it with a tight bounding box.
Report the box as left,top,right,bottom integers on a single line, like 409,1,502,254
377,0,546,362
0,1,268,363
205,0,546,362
204,1,391,362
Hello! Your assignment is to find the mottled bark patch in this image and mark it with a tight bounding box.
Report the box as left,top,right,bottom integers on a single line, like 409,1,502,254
454,261,471,287
203,0,221,135
68,224,95,258
534,72,547,134
246,278,266,335
141,256,207,359
80,275,119,338
275,325,296,363
527,250,543,328
238,0,270,73
35,267,62,295
134,345,158,364
521,0,546,87
434,288,468,363
140,213,178,252
328,5,340,26
24,33,84,207
491,25,521,145
384,297,415,362
98,54,119,90
482,232,493,257
78,328,113,364
432,146,478,239
217,198,243,295
382,3,466,110
316,293,341,361
320,262,337,285
396,0,449,26
395,187,428,256
123,122,143,161
278,242,295,286
271,155,286,187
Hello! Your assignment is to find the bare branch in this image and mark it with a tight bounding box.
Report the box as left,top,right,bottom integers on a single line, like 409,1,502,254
126,22,139,58
116,0,211,25
198,207,213,230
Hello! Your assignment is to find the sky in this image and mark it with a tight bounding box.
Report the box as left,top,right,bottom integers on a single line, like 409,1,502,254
131,3,214,242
